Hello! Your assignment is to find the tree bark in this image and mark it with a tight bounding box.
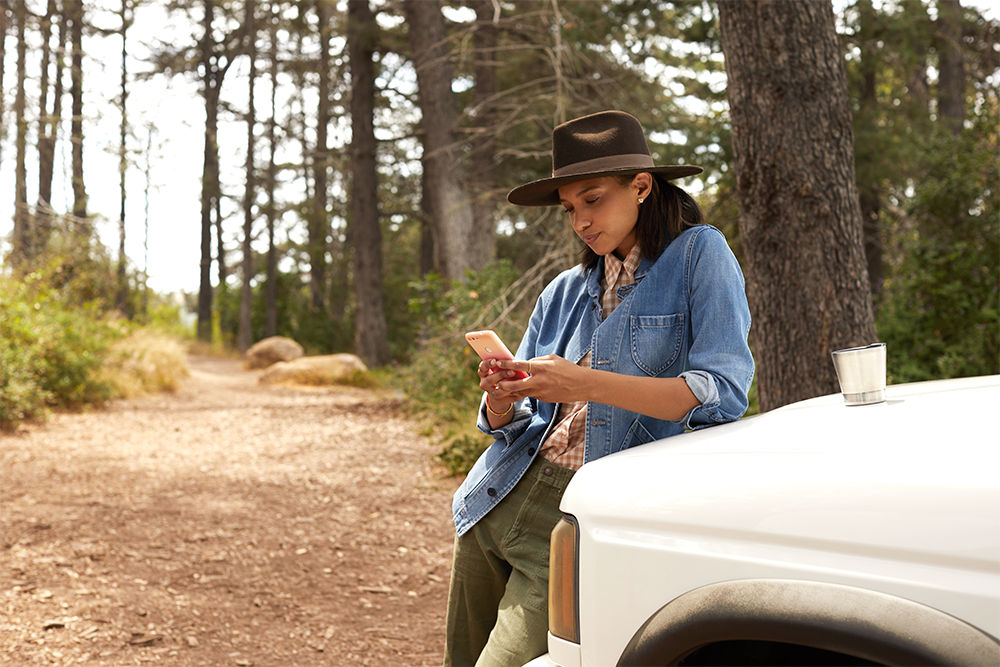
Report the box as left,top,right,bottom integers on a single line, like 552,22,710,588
36,0,64,252
936,0,965,135
901,0,932,125
419,165,435,275
468,0,499,267
142,125,153,318
857,0,883,297
0,5,7,169
265,4,278,338
309,0,332,312
347,0,390,366
40,0,66,216
403,0,478,282
13,0,29,267
238,0,257,353
215,193,226,286
197,0,218,342
36,0,56,239
69,0,87,222
116,0,130,315
718,0,877,411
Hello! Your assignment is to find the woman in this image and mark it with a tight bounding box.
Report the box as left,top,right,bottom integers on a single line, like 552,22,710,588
445,110,754,667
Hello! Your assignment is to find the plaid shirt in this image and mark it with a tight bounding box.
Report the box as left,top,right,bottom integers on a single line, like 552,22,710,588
539,244,642,470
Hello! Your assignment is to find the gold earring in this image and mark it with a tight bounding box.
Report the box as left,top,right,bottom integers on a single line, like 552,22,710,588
638,197,644,204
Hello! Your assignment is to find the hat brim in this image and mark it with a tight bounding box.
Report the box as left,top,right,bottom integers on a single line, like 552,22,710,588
507,164,703,207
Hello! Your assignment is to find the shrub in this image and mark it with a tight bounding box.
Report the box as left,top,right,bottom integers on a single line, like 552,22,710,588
97,328,190,398
0,275,116,429
0,337,48,427
393,261,534,475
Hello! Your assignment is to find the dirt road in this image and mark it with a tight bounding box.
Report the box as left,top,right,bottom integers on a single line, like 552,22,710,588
1,356,462,666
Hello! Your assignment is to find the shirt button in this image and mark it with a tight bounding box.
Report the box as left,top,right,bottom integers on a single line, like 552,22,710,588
487,488,497,497
528,448,536,456
543,467,553,476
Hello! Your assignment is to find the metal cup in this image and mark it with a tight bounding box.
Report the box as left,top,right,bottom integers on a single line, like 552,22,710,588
831,343,887,406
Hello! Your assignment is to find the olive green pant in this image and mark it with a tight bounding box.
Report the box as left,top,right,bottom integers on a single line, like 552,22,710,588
444,457,575,667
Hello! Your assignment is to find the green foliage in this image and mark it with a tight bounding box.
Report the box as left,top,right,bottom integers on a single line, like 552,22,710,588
220,246,355,356
0,338,46,427
143,294,192,339
390,261,531,475
14,224,121,308
0,274,118,430
876,110,1000,383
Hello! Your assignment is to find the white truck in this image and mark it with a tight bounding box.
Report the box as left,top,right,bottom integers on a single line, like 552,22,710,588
528,375,1000,666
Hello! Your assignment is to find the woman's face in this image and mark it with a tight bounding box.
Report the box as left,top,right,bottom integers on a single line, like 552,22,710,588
558,174,650,259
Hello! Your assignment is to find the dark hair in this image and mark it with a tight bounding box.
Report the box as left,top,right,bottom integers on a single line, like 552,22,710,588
580,174,703,270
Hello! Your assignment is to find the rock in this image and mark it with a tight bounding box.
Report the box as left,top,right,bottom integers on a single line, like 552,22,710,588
245,336,304,369
258,354,370,386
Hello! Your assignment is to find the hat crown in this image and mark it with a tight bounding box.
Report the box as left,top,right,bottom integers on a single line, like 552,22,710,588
506,109,702,206
552,111,652,174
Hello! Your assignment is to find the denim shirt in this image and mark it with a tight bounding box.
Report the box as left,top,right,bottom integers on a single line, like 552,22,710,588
452,225,754,536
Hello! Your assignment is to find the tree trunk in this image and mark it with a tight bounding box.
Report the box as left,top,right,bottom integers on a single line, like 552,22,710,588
309,0,331,312
468,0,499,267
215,193,226,285
936,0,965,135
35,0,56,249
403,0,478,282
69,0,87,222
238,0,257,352
265,4,278,338
116,0,130,315
856,0,883,297
419,165,435,275
718,0,877,411
197,0,218,342
13,0,29,267
0,5,7,169
39,0,66,220
142,126,153,318
347,0,390,366
901,0,932,126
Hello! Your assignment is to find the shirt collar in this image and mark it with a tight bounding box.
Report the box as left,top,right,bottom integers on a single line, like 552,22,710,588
603,243,642,289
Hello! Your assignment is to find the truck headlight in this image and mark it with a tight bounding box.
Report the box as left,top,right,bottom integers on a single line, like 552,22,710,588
549,514,580,643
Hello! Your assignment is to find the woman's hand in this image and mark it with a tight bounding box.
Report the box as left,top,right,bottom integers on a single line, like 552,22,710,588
478,359,523,420
489,355,700,421
494,355,592,404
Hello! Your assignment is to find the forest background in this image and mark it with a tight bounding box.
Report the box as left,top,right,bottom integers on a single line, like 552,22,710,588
1,0,998,473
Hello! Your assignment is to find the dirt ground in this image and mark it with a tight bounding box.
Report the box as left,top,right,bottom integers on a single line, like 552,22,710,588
1,355,463,666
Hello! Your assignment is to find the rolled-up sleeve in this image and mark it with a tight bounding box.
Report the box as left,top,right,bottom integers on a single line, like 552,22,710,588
675,228,754,430
476,397,533,445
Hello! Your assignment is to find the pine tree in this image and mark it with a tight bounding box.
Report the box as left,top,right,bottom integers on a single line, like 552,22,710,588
718,0,877,410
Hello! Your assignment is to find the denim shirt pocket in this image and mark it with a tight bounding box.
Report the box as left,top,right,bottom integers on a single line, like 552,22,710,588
630,313,685,376
620,417,656,452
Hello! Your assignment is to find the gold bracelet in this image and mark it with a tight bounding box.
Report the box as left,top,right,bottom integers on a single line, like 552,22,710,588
485,397,513,417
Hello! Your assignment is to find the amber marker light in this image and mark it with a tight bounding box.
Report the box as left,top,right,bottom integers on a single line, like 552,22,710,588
549,515,580,643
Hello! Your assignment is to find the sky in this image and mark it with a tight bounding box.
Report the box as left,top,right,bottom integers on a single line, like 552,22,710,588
0,2,247,295
1,1,997,296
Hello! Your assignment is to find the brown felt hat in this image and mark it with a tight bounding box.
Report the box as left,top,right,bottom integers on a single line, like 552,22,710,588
507,110,703,207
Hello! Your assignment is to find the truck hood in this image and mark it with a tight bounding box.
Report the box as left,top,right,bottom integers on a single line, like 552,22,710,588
562,375,1000,570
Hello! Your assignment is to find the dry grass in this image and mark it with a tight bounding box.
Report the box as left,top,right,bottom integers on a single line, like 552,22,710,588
98,329,190,398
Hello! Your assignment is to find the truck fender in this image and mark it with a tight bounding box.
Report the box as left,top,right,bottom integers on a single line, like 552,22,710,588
616,578,1000,666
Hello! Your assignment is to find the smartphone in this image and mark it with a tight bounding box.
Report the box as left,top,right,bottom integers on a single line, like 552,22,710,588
465,330,529,380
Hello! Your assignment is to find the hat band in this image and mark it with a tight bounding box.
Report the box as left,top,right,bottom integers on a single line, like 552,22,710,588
552,153,654,178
